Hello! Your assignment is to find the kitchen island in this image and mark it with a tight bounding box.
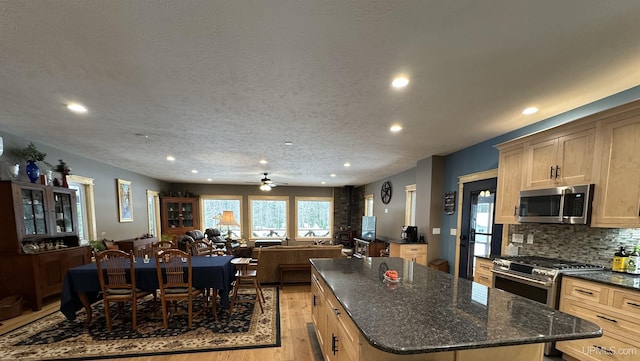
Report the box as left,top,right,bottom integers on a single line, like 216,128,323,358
310,257,602,361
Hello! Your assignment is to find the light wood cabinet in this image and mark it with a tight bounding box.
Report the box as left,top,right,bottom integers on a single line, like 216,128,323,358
473,257,493,287
160,196,200,236
495,143,524,224
591,111,640,227
557,277,640,361
313,268,360,361
389,243,427,266
523,125,596,189
0,181,90,310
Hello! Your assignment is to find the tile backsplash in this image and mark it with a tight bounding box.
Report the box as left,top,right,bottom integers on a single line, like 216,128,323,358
507,224,640,268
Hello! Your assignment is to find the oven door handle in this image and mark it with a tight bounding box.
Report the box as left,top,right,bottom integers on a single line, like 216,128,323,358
491,269,553,287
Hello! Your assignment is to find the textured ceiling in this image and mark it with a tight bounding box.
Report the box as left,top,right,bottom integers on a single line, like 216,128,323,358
1,1,640,187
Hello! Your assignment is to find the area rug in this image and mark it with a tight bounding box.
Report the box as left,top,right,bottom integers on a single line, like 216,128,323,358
0,287,280,361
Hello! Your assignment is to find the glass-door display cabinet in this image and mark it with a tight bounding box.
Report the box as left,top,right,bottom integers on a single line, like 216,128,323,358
161,196,200,237
0,181,90,310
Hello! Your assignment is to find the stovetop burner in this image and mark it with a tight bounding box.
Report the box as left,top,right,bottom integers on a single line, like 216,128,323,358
496,255,604,271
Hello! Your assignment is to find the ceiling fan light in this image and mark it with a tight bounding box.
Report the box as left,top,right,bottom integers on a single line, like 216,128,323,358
260,183,271,191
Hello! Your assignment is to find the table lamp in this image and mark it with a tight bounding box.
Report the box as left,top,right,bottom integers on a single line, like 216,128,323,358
218,210,239,239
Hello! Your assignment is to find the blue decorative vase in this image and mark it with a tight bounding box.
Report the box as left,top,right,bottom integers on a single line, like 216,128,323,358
25,160,40,183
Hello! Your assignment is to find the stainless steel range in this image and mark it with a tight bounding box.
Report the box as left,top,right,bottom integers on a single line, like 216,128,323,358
491,255,604,355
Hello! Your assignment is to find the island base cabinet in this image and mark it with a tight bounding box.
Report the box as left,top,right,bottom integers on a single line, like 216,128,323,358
312,268,546,361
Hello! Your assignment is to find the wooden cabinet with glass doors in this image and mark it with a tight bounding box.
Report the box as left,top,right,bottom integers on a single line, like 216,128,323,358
0,181,90,310
160,196,200,237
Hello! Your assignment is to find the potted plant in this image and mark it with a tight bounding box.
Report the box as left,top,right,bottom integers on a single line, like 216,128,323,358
54,159,71,187
12,142,47,183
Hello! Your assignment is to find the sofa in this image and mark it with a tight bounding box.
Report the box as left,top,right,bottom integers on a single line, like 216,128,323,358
251,244,345,284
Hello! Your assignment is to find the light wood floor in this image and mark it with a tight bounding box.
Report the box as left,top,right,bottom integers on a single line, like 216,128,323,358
0,285,315,361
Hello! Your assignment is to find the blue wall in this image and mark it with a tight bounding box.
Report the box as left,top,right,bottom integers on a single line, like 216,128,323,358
439,85,640,271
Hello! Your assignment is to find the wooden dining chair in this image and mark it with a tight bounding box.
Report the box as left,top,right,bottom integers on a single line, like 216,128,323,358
152,240,175,255
187,238,218,318
230,247,264,313
155,249,205,328
95,249,151,331
189,239,213,257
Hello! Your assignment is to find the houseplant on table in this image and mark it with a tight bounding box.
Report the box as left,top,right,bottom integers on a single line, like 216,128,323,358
12,142,47,183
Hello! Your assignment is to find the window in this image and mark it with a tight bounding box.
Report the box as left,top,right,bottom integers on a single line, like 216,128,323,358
405,184,416,226
364,194,374,216
147,190,160,237
67,175,96,244
296,197,333,240
201,196,242,239
249,196,288,239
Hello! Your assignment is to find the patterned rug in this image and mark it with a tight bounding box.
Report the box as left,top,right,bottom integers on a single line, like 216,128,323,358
0,287,280,360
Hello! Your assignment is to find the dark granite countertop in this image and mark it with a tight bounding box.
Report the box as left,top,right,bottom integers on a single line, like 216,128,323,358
562,270,640,291
310,257,602,355
386,239,428,245
475,254,498,261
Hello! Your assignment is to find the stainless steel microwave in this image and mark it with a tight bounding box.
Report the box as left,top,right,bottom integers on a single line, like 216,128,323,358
518,184,594,224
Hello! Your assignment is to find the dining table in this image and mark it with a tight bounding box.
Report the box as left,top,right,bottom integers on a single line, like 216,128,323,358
60,255,236,325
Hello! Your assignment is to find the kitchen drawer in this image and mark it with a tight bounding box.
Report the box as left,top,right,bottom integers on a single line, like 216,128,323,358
312,270,326,296
612,289,640,319
475,258,493,274
563,277,609,305
561,298,640,344
557,333,637,361
474,271,493,287
399,246,426,258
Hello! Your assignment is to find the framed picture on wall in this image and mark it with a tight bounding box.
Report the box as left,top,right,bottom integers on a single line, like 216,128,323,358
117,178,133,222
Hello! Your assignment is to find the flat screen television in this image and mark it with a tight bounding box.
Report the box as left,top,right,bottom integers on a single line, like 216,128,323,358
361,216,376,241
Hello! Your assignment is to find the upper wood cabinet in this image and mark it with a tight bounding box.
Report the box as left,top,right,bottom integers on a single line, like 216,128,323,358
495,143,524,224
522,124,596,189
160,196,200,236
591,110,640,228
495,98,640,228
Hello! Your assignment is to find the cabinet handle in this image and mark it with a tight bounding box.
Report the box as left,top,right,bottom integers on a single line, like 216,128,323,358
478,275,489,281
514,206,518,216
627,301,640,308
592,345,614,355
312,294,317,307
333,308,340,316
480,265,490,270
332,333,338,355
555,165,560,178
575,288,594,296
550,166,554,179
596,314,618,323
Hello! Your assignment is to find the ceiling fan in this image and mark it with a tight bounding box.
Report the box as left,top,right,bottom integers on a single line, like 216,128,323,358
249,172,288,191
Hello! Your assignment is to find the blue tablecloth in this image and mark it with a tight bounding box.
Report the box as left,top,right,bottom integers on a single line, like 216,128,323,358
60,255,236,321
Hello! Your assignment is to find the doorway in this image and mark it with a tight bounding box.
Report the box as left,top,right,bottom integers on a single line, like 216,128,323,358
458,177,502,280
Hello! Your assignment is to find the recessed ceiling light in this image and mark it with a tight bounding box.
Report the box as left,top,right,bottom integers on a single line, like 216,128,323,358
260,159,268,164
207,178,212,182
135,133,149,139
191,169,198,174
344,162,351,167
166,156,175,161
390,124,402,132
67,103,88,113
522,107,539,115
330,173,336,177
284,141,293,146
321,181,326,184
391,76,409,88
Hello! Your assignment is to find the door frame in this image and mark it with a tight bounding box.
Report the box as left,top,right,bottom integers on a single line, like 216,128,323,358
454,169,498,278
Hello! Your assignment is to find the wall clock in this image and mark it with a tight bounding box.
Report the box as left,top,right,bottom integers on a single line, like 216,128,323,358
381,181,392,204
